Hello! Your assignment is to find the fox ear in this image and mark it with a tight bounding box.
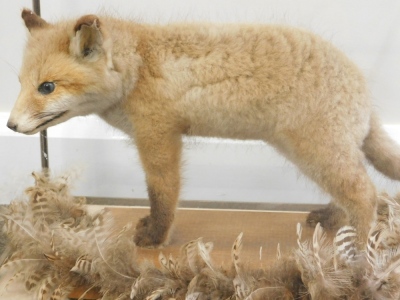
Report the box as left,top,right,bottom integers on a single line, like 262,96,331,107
22,9,48,32
70,15,104,59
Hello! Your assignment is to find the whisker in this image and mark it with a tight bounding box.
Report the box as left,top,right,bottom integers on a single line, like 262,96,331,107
0,57,19,77
32,112,59,120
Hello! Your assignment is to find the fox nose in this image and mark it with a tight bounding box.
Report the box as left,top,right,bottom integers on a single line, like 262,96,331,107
6,121,18,132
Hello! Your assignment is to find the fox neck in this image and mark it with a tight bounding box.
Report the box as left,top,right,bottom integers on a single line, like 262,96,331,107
94,22,144,136
98,101,134,136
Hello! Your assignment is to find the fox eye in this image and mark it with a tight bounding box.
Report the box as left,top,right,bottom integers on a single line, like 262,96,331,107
38,82,55,95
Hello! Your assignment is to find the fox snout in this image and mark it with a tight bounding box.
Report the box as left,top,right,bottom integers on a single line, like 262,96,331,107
7,109,45,135
6,120,18,132
6,115,30,134
6,110,68,135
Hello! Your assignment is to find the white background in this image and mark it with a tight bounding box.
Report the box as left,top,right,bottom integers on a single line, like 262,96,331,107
0,0,400,205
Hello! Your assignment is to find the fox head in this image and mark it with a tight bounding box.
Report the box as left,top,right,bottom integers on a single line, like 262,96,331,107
7,9,124,135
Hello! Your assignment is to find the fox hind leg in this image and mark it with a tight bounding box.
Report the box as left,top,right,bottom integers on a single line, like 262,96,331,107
306,153,376,245
278,131,377,245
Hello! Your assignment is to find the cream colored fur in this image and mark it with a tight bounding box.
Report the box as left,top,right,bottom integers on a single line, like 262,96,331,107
7,10,400,247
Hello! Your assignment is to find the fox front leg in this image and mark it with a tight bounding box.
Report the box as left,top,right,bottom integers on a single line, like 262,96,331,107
133,128,182,248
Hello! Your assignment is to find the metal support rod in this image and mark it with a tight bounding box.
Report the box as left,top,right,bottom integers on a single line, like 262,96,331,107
32,0,40,16
40,130,49,169
32,0,49,170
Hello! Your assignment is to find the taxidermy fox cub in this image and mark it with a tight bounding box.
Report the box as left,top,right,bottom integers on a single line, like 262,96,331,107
8,9,400,247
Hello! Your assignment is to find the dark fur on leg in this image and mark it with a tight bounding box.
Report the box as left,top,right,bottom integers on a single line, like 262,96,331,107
307,202,348,229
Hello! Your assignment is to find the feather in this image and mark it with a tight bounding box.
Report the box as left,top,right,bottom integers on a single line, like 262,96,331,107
0,258,46,276
232,232,243,277
146,288,165,300
145,283,176,300
130,268,165,299
376,194,400,250
185,238,203,275
296,223,302,243
158,252,169,271
276,243,281,261
50,285,72,300
312,223,325,279
130,275,143,299
0,213,39,244
197,240,215,273
244,287,291,300
160,252,179,278
186,292,201,300
295,223,356,298
231,233,253,299
0,170,138,299
364,209,400,299
233,276,249,299
71,255,92,275
6,170,400,299
333,226,357,270
261,257,304,298
186,267,234,299
366,227,383,274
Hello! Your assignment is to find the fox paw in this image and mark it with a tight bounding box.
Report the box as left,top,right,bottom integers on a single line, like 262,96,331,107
134,215,169,248
306,205,347,229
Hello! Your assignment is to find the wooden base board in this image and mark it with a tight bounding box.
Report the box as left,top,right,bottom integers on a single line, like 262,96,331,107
70,206,314,299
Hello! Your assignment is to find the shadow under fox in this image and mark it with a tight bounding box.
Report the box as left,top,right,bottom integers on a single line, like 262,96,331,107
8,9,400,247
